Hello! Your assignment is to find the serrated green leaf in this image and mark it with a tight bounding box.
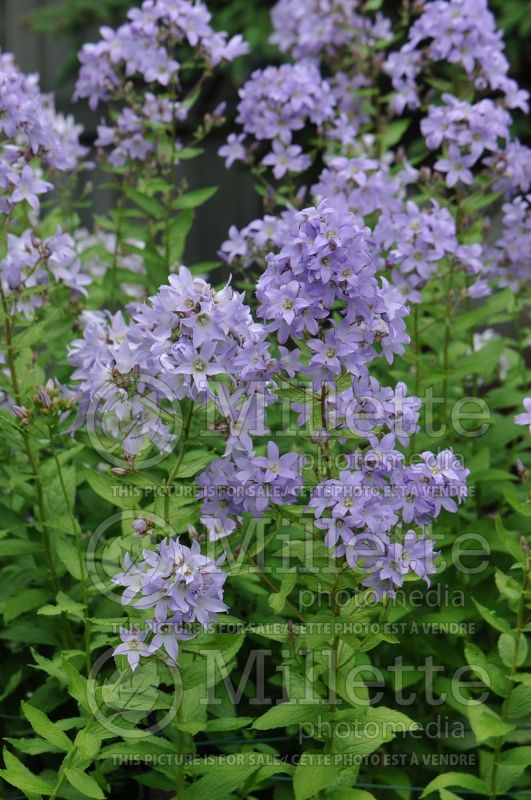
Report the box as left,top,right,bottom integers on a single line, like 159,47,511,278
0,747,54,795
65,767,105,799
421,772,489,798
468,704,515,743
473,599,512,633
22,702,72,752
498,632,528,668
507,683,531,719
293,760,338,800
253,702,322,731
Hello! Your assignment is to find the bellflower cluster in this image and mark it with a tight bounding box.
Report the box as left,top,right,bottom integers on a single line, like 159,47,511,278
67,309,176,460
68,267,270,462
422,95,512,187
484,141,531,196
112,536,227,670
270,0,392,62
221,63,335,177
0,52,88,214
309,449,469,599
198,443,303,540
75,0,247,166
255,201,409,373
384,0,529,115
296,377,421,447
1,230,91,318
220,210,298,269
312,151,418,221
374,199,485,302
267,1,393,146
75,0,247,109
484,196,531,292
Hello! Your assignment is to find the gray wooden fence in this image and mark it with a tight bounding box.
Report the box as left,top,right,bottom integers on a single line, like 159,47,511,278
0,0,262,265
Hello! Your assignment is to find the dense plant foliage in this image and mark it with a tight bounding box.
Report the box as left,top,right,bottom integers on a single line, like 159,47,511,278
0,1,529,800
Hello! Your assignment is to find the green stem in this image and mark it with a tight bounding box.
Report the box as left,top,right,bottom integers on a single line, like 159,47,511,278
50,746,78,800
442,262,456,425
110,174,129,308
176,703,186,798
253,559,306,623
164,401,195,523
0,288,74,647
164,82,179,275
49,428,92,673
409,304,420,456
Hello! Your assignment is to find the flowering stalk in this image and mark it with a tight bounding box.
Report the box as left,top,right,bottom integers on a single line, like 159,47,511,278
48,424,92,672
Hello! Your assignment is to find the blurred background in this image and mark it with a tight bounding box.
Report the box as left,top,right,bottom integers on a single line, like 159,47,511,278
1,0,530,264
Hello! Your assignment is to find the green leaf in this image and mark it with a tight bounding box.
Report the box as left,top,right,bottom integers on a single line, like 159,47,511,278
190,260,222,275
498,633,528,668
252,702,322,731
4,736,62,755
504,487,531,517
38,591,85,619
176,147,204,160
62,657,89,709
464,643,509,697
21,702,73,752
461,191,502,214
177,449,216,478
494,517,524,561
0,669,22,701
125,187,165,219
468,704,515,743
168,209,195,264
182,757,291,800
473,599,512,633
65,767,105,799
268,571,297,614
86,470,137,510
74,728,102,761
421,772,489,798
507,683,531,719
173,186,218,209
293,759,338,800
0,747,54,795
380,119,411,150
16,308,62,348
0,539,38,557
453,289,514,334
501,746,531,765
3,588,50,623
494,570,522,604
55,533,83,579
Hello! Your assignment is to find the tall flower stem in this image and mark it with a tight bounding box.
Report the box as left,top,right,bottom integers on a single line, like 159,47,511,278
442,262,456,425
49,426,92,673
164,400,194,523
410,304,421,456
164,79,179,276
0,287,74,646
110,172,129,308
